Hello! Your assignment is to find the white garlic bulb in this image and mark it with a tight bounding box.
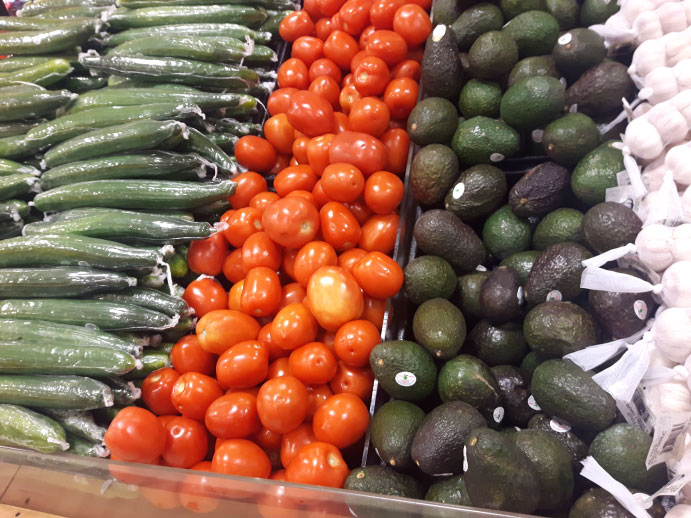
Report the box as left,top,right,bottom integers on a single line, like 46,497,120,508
653,307,691,362
635,223,675,271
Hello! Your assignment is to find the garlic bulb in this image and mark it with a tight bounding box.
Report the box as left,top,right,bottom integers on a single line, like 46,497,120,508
646,103,689,145
634,10,664,42
643,66,679,103
632,38,669,78
633,102,653,118
667,504,691,518
622,0,657,23
666,141,691,185
644,369,691,414
661,261,691,307
659,1,689,34
635,223,675,271
683,185,691,220
653,307,691,362
624,117,665,160
675,59,691,90
672,224,691,260
642,156,668,191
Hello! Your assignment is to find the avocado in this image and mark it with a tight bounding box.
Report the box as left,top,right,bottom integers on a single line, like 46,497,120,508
410,143,459,205
524,301,599,357
404,255,457,304
508,161,570,217
580,0,620,27
569,487,666,518
370,340,437,402
513,429,574,510
438,355,501,414
532,359,616,432
500,76,564,131
431,0,462,26
524,242,592,305
543,112,600,166
571,140,624,205
482,205,532,260
457,270,490,319
411,401,487,476
533,208,584,250
527,413,588,468
553,28,606,80
413,298,467,359
425,475,472,506
588,268,656,339
452,116,520,166
458,79,502,119
422,25,464,101
371,400,425,470
444,164,507,221
546,0,578,30
500,0,547,19
491,365,538,426
451,2,505,52
407,98,459,146
464,428,541,514
414,209,486,272
520,351,549,382
344,465,423,499
589,424,667,494
500,250,540,283
508,55,560,87
565,62,636,117
478,266,524,324
468,320,528,366
503,10,560,58
468,31,519,80
582,202,642,253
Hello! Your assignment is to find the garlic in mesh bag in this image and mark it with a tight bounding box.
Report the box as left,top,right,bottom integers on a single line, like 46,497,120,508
653,307,691,362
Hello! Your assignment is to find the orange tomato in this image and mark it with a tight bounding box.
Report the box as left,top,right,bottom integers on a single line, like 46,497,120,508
229,171,268,210
268,357,291,379
305,266,364,331
329,131,387,176
362,295,386,330
319,201,361,251
366,29,408,66
348,96,390,137
339,0,373,35
369,0,407,29
353,56,389,97
228,279,244,311
320,163,365,203
259,322,290,362
271,302,319,351
222,248,245,284
171,372,223,421
286,90,335,139
235,136,277,173
305,383,333,420
288,342,338,385
279,283,307,310
161,416,209,469
250,191,281,212
264,114,296,155
277,57,310,90
196,309,261,355
293,240,338,287
337,247,368,273
308,57,342,83
216,340,269,389
392,4,432,47
364,170,404,214
380,128,410,175
359,24,377,49
223,206,263,248
333,319,381,367
344,198,373,225
284,442,348,488
253,426,283,451
267,87,297,116
279,10,315,42
323,30,359,70
350,49,368,71
291,136,310,164
142,367,180,416
241,266,282,317
329,361,374,399
187,232,228,276
257,376,309,434
183,277,228,318
171,335,216,376
359,212,398,253
352,251,403,298
205,392,261,439
390,58,421,80
306,133,335,176
262,197,320,249
315,17,333,40
280,423,317,468
312,180,331,208
241,231,282,273
308,75,341,108
333,111,351,133
274,165,318,198
338,84,362,115
211,439,271,479
291,36,324,66
312,393,369,448
383,76,418,119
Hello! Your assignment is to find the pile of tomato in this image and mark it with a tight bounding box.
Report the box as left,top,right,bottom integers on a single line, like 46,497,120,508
103,0,432,511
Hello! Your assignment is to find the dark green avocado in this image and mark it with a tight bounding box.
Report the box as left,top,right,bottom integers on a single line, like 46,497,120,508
509,161,570,217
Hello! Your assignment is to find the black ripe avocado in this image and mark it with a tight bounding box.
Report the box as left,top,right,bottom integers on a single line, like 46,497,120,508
523,301,600,357
478,266,523,324
413,298,466,360
509,161,570,217
425,475,472,506
582,202,642,253
524,242,592,305
491,365,537,426
422,24,464,101
371,400,425,470
469,320,528,366
528,413,588,468
457,270,490,319
370,340,437,402
344,465,423,499
410,143,459,206
566,61,636,117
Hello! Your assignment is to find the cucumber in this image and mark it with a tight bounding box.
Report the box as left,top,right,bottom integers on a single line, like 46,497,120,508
161,314,196,341
42,120,187,169
0,121,43,138
56,75,108,93
0,159,39,177
98,376,141,404
40,408,106,443
0,267,136,298
65,433,109,457
182,128,238,174
0,220,23,239
0,375,114,409
156,341,175,354
192,197,230,216
0,404,68,453
32,5,113,18
0,173,39,201
0,200,30,220
34,179,235,212
106,5,267,30
259,8,290,34
0,22,97,55
19,0,114,16
0,89,74,122
91,287,189,317
50,206,196,222
0,235,166,270
27,103,202,148
123,350,170,379
104,23,271,47
208,117,261,136
0,55,84,73
206,132,238,152
0,60,73,89
0,299,177,330
0,17,93,32
0,134,47,160
78,53,260,90
118,0,289,9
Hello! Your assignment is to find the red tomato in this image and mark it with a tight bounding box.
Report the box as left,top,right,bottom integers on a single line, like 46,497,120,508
279,283,307,310
329,361,374,399
329,131,387,176
291,36,324,66
273,164,318,197
216,340,269,389
308,75,340,108
259,322,290,362
390,58,420,80
306,384,333,420
337,248,368,273
250,191,280,212
321,0,347,16
364,170,404,214
359,212,398,253
179,462,220,514
196,309,261,355
183,277,227,318
320,163,365,203
359,24,376,48
241,231,282,273
288,342,338,385
352,251,403,298
306,133,335,176
280,423,317,468
333,112,351,134
229,171,268,210
406,0,430,9
350,49,368,71
363,295,386,330
348,97,390,137
330,12,343,30
212,439,271,479
303,0,321,18
285,190,317,208
323,30,359,70
393,4,432,47
380,128,410,175
293,241,338,287
264,114,295,155
105,407,165,463
170,372,223,421
241,267,281,317
257,376,309,434
281,248,298,281
366,30,408,66
262,197,320,249
292,136,310,164
161,416,208,468
268,357,291,379
268,154,292,177
277,58,310,90
286,90,335,139
284,442,348,488
353,56,390,97
271,302,319,351
308,57,342,83
235,136,277,173
171,335,216,376
223,206,263,248
222,249,245,284
254,426,283,451
187,232,228,276
333,319,380,367
315,17,333,40
312,180,331,207
319,201,362,251
279,10,315,42
267,88,297,116
205,392,260,439
227,280,244,311
142,368,180,416
305,266,364,330
369,0,406,28
312,393,369,448
341,72,355,87
339,0,373,35
344,198,373,225
383,77,418,119
338,84,361,115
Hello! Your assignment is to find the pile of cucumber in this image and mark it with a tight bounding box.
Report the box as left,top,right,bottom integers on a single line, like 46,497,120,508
0,0,290,456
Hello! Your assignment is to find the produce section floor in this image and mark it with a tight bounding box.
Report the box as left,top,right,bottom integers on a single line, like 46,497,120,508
0,504,60,518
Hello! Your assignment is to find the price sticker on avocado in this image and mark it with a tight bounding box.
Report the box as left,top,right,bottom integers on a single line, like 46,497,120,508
395,371,417,387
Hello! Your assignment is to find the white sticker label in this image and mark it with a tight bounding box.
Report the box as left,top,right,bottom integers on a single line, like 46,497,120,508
462,445,468,472
559,77,567,88
475,265,487,272
546,290,562,302
452,182,465,199
395,371,417,387
633,300,648,320
514,426,521,432
516,286,524,305
433,472,454,477
527,395,541,411
550,418,572,433
558,33,572,45
490,153,505,162
531,129,543,143
493,407,505,423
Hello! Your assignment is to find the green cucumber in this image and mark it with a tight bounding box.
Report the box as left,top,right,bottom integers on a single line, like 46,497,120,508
210,117,261,136
32,5,113,18
104,23,271,47
156,341,175,354
0,59,72,88
192,197,230,216
0,22,97,55
0,200,29,220
91,286,189,317
118,0,287,9
259,8,290,34
0,158,40,177
0,134,47,160
0,121,43,138
0,375,114,409
0,89,74,122
56,75,108,93
123,350,170,379
65,433,108,457
98,376,141,404
206,132,238,152
0,220,23,239
0,55,84,73
0,173,39,200
182,128,238,174
106,5,267,30
40,408,106,443
0,404,68,452
0,299,177,330
42,119,187,168
0,267,136,298
19,0,114,16
0,17,94,32
40,152,206,190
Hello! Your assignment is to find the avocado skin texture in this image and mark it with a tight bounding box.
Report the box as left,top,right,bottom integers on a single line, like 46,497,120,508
520,351,549,382
407,98,458,146
344,465,423,499
523,301,599,357
458,79,502,119
553,28,606,80
588,268,656,339
468,320,528,366
413,298,467,360
500,250,540,283
527,414,588,469
533,208,584,250
483,205,532,260
589,423,668,494
569,487,666,518
503,10,560,57
479,266,523,324
571,140,624,205
512,429,574,510
543,112,600,166
431,0,463,25
413,209,486,272
370,340,437,402
411,401,487,476
452,116,520,166
501,76,565,131
566,62,636,117
501,0,546,19
546,0,578,30
508,55,559,87
371,400,425,470
468,31,519,80
457,271,490,319
410,143,459,205
509,161,570,217
491,365,537,426
452,3,505,52
582,202,642,254
579,0,620,27
404,255,457,304
422,26,464,101
532,359,616,432
444,164,507,221
425,475,472,506
438,355,501,413
464,428,541,514
524,242,592,305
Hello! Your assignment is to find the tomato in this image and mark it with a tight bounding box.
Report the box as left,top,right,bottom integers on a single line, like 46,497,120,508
268,154,292,177
278,284,306,312
171,335,216,376
358,25,376,49
161,416,208,468
359,212,398,253
312,393,369,448
280,423,317,468
241,267,281,317
329,361,374,399
363,170,404,214
264,114,295,155
353,251,403,299
390,58,420,80
339,0,372,35
105,407,166,463
338,84,361,115
319,164,365,205
305,266,364,331
342,200,370,229
179,462,220,514
224,282,240,313
321,0,347,16
366,30,407,66
140,482,179,510
291,36,324,66
196,309,261,355
308,58,342,83
303,0,321,18
183,277,227,318
250,191,280,212
383,77,418,119
242,231,282,273
337,248,368,273
319,201,361,251
305,384,333,421
291,136,310,164
348,97,390,137
306,133,334,176
204,392,260,440
392,4,431,47
271,302,319,350
308,75,340,108
330,12,343,31
259,323,289,363
284,442,348,488
380,128,409,175
288,341,338,386
216,340,269,389
187,232,228,276
268,357,291,379
350,49,368,71
329,131,387,176
281,248,298,281
267,87,297,116
341,72,355,87
286,90,335,139
363,295,386,330
352,57,388,99
223,207,263,248
274,165,318,198
333,319,380,367
170,372,223,421
142,368,180,416
222,249,244,285
323,30,359,70
312,180,330,208
235,136,277,174
257,376,309,434
279,10,315,42
228,171,267,210
292,241,337,287
212,439,271,479
369,0,406,29
315,17,333,40
406,0,430,9
262,197,320,249
254,426,283,451
277,58,310,90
